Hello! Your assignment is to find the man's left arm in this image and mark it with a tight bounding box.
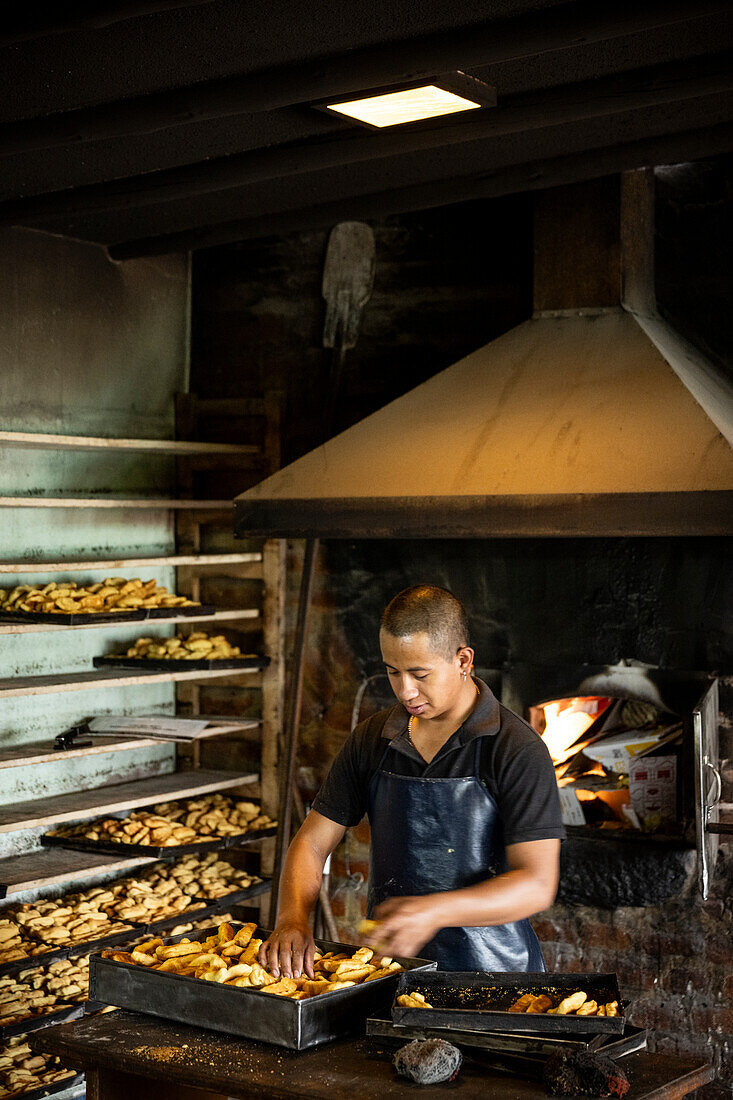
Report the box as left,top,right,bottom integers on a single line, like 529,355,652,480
372,838,560,958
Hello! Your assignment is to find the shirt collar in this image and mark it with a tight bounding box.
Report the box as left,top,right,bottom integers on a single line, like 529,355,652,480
380,677,501,744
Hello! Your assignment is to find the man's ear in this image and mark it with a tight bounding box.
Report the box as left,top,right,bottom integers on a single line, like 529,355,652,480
457,646,475,673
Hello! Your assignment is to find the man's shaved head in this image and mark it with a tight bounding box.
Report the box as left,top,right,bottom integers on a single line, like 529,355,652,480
380,585,469,660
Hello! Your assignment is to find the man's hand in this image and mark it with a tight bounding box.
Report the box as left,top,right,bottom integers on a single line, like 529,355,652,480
371,840,560,959
371,895,444,959
259,920,316,979
260,810,347,979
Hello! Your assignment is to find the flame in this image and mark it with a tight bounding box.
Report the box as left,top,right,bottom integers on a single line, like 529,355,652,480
538,697,610,766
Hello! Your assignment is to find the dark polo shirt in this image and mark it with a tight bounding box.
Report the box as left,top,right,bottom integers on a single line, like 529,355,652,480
313,678,566,846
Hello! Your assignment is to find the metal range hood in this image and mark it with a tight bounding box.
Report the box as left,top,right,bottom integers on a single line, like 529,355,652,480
235,172,733,538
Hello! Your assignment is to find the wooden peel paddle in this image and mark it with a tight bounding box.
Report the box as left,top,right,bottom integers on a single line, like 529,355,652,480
269,222,376,933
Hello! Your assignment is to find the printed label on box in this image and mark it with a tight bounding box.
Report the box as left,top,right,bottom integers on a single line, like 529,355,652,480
629,754,677,828
558,787,586,826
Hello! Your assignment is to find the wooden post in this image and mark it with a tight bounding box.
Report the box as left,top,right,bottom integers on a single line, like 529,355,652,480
620,167,656,315
260,537,286,922
175,392,202,746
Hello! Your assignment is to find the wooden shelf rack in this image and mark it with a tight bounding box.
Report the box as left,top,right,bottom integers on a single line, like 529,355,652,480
0,736,162,770
0,768,255,833
0,608,260,635
0,848,159,897
0,552,263,574
0,666,264,699
0,497,234,509
0,389,285,970
0,430,260,456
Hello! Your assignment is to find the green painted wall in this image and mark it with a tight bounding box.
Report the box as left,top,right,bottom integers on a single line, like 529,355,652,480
0,228,190,828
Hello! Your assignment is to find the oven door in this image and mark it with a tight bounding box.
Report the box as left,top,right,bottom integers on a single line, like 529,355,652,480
694,680,721,899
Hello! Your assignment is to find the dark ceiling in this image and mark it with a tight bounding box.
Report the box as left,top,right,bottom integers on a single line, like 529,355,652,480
2,0,732,259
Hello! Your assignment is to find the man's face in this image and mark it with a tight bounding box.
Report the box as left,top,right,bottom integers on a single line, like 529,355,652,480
380,629,463,722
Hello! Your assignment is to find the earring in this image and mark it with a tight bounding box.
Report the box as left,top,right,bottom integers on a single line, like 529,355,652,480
463,671,467,682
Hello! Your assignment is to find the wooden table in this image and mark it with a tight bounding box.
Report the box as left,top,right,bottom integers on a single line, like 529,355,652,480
32,1010,714,1100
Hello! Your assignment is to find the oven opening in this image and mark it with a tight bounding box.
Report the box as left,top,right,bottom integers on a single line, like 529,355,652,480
529,694,683,834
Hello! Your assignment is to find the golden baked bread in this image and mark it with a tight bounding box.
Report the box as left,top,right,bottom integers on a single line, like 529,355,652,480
102,922,402,998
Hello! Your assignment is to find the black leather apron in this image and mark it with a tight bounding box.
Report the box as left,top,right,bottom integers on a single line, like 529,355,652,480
366,737,546,971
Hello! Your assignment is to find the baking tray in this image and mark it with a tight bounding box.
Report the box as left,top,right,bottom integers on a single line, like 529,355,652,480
93,654,266,671
0,608,146,625
0,946,70,980
120,881,270,933
0,926,138,980
0,1002,85,1041
89,923,436,1051
41,824,276,860
366,1015,647,1058
143,603,217,620
1,1071,85,1100
122,901,210,930
392,971,625,1035
187,879,270,910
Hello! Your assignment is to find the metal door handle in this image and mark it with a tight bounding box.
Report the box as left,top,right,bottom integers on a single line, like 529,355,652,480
703,760,722,809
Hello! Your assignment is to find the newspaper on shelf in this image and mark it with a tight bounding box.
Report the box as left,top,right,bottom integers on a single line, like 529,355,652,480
88,715,252,741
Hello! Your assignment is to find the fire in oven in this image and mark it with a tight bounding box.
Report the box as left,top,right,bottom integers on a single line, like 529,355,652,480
505,661,722,900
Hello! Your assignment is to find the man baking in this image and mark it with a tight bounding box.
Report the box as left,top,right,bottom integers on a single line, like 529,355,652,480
261,585,564,978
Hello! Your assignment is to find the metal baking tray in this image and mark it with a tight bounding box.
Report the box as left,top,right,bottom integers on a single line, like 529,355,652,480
90,923,436,1050
367,1015,647,1058
41,824,276,860
41,830,227,859
188,879,270,911
0,608,146,625
123,883,270,935
0,925,139,979
5,1071,85,1100
123,901,210,930
93,653,265,671
0,946,69,980
392,971,625,1035
0,1002,85,1041
143,603,217,620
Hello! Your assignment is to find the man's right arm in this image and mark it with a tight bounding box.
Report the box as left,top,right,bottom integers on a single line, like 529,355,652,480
259,810,346,979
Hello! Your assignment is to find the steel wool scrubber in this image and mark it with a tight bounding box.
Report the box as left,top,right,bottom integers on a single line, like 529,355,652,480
394,1038,463,1084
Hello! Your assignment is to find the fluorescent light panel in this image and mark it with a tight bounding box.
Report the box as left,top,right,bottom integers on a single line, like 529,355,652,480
326,85,483,127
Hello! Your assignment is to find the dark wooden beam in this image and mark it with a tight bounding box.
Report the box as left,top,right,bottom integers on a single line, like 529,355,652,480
105,121,733,259
4,52,731,223
534,176,622,311
0,0,727,154
0,1,214,46
233,493,733,538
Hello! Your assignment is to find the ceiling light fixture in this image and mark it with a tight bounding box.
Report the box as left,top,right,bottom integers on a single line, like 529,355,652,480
320,72,496,129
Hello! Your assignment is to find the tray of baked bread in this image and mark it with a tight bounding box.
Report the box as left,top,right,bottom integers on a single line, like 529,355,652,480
131,882,270,935
391,971,625,1035
93,631,267,670
90,921,436,1050
0,1035,82,1099
0,925,137,981
0,953,98,1040
41,795,277,859
93,654,262,671
0,1035,82,1100
0,577,211,625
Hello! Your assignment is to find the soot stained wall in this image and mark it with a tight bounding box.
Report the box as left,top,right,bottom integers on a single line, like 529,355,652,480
192,194,533,463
